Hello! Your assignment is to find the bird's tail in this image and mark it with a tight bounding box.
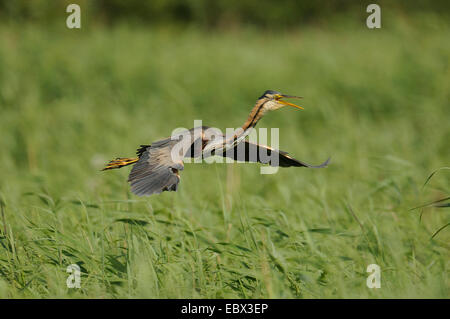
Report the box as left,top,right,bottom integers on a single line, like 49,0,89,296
102,157,139,171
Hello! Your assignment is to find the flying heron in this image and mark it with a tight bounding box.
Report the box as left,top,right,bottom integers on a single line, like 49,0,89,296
103,90,330,196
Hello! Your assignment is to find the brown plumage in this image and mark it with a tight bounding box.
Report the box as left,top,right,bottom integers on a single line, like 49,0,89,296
102,90,330,196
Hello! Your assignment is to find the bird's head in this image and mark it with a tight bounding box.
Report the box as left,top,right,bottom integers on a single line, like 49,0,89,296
258,90,303,112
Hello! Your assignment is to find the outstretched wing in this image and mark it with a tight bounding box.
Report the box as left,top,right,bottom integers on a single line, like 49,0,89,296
221,140,330,168
128,132,201,196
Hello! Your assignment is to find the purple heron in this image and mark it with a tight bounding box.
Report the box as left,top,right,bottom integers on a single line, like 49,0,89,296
103,90,330,196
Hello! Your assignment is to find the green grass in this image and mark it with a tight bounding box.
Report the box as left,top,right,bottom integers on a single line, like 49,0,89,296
0,15,449,298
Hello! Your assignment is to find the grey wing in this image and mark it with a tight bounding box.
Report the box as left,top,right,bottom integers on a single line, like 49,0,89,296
222,140,330,168
128,138,186,196
129,127,205,196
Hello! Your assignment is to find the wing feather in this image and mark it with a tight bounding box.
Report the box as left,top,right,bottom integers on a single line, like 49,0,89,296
128,134,195,196
221,140,330,168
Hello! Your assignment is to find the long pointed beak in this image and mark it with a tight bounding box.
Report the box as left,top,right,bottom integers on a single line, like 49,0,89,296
278,95,304,110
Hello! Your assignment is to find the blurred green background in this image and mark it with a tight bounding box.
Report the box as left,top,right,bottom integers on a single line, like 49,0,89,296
1,0,449,28
0,1,448,298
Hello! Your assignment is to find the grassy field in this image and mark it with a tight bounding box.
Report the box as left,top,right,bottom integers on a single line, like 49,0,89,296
0,15,449,298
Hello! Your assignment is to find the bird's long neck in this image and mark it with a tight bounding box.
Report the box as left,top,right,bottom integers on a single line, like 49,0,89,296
217,99,269,150
241,99,268,132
